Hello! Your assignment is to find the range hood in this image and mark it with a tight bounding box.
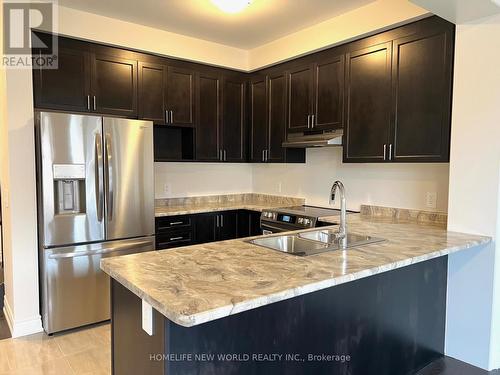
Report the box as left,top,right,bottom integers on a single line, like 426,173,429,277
282,129,343,148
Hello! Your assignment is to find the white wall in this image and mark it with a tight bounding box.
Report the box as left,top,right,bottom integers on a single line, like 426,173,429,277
155,163,253,199
253,148,449,211
445,13,500,371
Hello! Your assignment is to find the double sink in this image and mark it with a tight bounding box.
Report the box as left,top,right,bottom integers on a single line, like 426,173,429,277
248,228,385,257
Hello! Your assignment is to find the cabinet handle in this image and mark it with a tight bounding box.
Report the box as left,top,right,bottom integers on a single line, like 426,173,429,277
265,149,268,162
169,236,184,241
87,95,90,110
389,144,393,161
169,221,183,226
311,114,315,129
383,144,387,161
219,149,223,161
165,110,169,124
170,110,174,124
224,150,227,161
307,115,310,129
262,150,265,162
220,214,224,227
93,96,96,111
216,215,219,228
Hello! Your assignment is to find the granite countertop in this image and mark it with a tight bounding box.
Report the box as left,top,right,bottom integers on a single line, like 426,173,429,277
155,193,305,217
101,212,490,328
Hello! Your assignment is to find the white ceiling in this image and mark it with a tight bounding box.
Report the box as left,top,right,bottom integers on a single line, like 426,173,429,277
410,0,500,23
58,0,376,49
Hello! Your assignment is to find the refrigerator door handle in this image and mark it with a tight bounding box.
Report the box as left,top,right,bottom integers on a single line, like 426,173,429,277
48,239,154,259
94,133,104,222
104,133,114,222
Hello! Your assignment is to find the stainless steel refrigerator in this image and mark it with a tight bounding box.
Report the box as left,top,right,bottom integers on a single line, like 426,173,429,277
35,111,155,334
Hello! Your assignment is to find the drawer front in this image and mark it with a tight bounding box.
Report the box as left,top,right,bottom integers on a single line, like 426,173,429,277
156,216,192,234
156,231,193,249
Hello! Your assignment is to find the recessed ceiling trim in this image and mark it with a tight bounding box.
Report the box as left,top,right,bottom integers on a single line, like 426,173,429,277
57,0,376,49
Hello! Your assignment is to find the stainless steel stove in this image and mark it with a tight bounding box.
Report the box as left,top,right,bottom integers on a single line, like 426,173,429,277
260,205,357,234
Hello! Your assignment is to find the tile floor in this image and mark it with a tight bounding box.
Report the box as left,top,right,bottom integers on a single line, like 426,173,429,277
0,323,110,374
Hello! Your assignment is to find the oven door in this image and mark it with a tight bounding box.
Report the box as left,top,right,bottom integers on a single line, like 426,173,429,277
261,220,298,234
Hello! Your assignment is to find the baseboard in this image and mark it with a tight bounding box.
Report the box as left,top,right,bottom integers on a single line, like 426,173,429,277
3,296,43,338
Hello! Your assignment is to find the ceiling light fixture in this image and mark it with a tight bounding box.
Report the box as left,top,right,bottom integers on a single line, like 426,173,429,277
211,0,252,14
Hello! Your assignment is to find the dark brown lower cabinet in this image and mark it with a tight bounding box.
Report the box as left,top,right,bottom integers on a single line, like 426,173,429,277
217,211,238,241
111,256,447,375
193,212,217,244
156,210,254,249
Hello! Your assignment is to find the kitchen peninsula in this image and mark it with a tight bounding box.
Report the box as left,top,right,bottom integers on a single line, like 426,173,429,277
101,209,489,375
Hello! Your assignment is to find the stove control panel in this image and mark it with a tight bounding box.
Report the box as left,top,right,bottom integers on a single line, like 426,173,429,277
262,211,315,228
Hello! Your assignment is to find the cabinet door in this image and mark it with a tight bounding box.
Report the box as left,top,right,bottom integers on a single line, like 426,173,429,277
391,29,453,162
92,54,138,117
138,62,167,124
314,56,344,130
166,67,195,127
196,73,221,161
287,65,313,133
343,43,393,162
268,73,287,163
218,211,238,241
194,213,217,244
249,77,268,163
33,47,91,112
238,210,262,237
221,77,246,162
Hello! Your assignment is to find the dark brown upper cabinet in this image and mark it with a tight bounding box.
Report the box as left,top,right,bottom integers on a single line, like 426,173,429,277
138,62,166,124
314,56,344,130
249,76,268,162
138,64,195,126
343,43,393,163
390,27,453,162
343,18,454,163
287,65,313,133
221,76,246,162
267,73,288,162
33,46,91,112
166,67,195,127
196,72,221,161
91,53,138,117
287,56,345,133
249,73,305,163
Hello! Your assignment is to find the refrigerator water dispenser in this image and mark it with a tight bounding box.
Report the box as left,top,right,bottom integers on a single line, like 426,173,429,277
53,164,86,215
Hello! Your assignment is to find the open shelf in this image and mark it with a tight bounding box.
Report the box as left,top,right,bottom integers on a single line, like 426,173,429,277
154,125,195,162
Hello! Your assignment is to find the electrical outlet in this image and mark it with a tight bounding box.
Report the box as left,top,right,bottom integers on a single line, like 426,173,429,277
164,183,172,196
425,192,437,209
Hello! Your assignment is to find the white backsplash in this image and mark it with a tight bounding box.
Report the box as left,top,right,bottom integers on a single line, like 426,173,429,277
155,148,450,212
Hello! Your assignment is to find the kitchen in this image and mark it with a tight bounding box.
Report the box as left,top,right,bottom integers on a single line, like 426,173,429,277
0,0,500,374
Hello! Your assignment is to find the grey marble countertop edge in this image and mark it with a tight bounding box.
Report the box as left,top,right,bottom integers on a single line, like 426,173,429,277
101,233,491,328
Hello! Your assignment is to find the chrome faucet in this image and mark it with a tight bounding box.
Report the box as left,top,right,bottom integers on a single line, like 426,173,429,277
330,180,347,248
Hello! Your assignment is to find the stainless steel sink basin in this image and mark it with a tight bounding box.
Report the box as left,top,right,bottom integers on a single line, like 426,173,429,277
248,230,386,257
248,235,331,256
298,229,385,248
